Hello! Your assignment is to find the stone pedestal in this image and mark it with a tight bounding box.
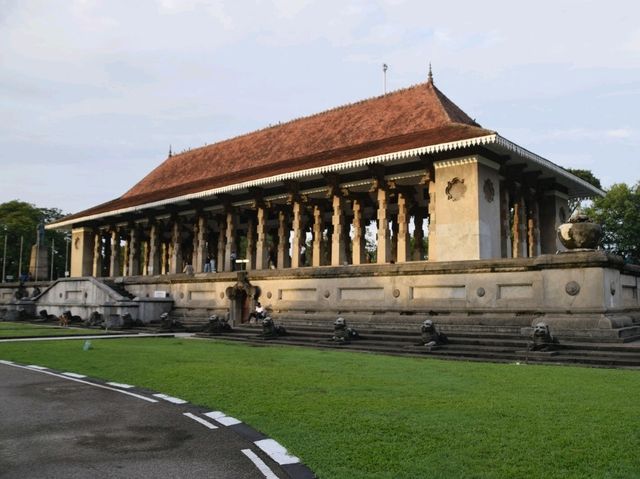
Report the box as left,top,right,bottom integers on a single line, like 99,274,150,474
29,244,49,281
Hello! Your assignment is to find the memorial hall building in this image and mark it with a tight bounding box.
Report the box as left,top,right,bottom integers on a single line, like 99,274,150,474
44,73,640,339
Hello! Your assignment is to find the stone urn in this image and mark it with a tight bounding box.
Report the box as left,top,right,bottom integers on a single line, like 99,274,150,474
557,210,602,250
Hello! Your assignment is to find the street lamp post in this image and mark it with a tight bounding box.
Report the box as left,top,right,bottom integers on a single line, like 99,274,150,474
50,238,55,281
18,235,24,280
2,232,7,284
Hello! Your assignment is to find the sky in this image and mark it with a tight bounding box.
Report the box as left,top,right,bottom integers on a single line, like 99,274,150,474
1,0,639,215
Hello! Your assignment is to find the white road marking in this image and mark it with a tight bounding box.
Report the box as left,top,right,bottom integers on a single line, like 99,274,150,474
0,362,158,403
0,360,14,365
183,412,219,429
216,415,242,426
106,382,134,389
27,365,48,370
62,372,87,378
204,410,242,426
241,449,279,479
254,439,300,465
153,393,187,404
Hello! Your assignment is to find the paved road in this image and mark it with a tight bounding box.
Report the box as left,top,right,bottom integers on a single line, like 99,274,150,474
0,362,302,479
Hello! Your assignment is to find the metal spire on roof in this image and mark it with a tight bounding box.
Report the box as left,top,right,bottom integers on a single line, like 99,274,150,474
427,63,434,85
383,63,388,94
168,145,173,158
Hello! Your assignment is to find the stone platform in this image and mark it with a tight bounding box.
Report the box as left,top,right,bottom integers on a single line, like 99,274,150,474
1,251,639,342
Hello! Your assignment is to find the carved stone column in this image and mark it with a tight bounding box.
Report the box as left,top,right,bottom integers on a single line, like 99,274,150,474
276,209,290,269
122,234,129,277
376,188,391,264
224,211,236,272
217,217,226,273
160,241,167,275
396,192,410,263
92,231,103,277
528,198,541,257
109,229,121,277
331,195,346,266
351,199,365,265
169,221,182,274
147,223,160,276
290,202,303,268
245,214,256,270
412,208,425,261
128,227,140,276
513,193,528,258
312,205,324,267
193,215,207,273
255,207,268,270
500,185,512,259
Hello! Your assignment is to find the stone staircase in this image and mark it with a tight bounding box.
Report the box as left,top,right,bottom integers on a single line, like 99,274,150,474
100,280,136,300
197,323,640,368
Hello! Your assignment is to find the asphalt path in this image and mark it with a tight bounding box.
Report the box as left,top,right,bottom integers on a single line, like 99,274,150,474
0,362,302,479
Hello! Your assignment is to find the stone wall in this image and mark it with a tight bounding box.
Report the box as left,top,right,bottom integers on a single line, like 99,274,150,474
117,251,640,339
3,252,638,340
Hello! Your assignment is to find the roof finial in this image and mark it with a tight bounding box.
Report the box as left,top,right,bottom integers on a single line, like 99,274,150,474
168,145,173,157
427,62,434,85
383,63,388,94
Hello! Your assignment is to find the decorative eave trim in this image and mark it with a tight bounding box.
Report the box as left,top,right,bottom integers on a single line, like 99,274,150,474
47,132,603,230
47,134,498,229
494,135,606,198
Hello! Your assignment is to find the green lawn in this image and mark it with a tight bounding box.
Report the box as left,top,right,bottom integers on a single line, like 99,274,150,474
0,321,108,337
0,337,638,478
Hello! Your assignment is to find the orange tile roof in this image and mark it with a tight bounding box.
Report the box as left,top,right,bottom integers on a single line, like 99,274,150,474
55,80,493,225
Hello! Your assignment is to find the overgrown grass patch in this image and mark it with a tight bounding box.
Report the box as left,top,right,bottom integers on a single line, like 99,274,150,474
0,321,108,337
1,337,638,478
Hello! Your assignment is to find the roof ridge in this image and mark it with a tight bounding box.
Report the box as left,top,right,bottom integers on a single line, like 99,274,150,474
168,82,433,160
428,82,481,127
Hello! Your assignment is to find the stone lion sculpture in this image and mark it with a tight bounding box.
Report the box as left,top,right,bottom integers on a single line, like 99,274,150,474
529,322,556,351
421,319,448,350
159,312,183,332
204,315,232,335
332,317,360,343
84,311,104,328
261,316,287,338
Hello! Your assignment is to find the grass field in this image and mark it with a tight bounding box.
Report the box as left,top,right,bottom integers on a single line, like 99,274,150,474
0,321,109,337
0,337,638,478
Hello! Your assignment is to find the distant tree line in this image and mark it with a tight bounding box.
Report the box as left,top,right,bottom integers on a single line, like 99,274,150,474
0,200,68,282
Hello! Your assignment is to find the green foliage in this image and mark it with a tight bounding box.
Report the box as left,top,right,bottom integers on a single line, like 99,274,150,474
0,200,68,281
585,182,640,263
2,339,640,478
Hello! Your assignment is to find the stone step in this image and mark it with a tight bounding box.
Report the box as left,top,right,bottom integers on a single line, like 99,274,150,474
200,327,640,368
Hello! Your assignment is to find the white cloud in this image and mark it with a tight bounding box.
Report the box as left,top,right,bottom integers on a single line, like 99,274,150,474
605,128,634,139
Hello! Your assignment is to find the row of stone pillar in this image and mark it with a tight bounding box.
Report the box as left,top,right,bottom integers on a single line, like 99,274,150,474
89,188,429,277
500,185,542,259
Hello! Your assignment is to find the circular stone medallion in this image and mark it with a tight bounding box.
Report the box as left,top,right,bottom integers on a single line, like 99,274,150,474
565,281,580,296
477,287,486,297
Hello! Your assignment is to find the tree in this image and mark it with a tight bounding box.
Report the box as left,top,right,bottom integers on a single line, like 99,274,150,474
585,182,640,263
0,200,69,282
